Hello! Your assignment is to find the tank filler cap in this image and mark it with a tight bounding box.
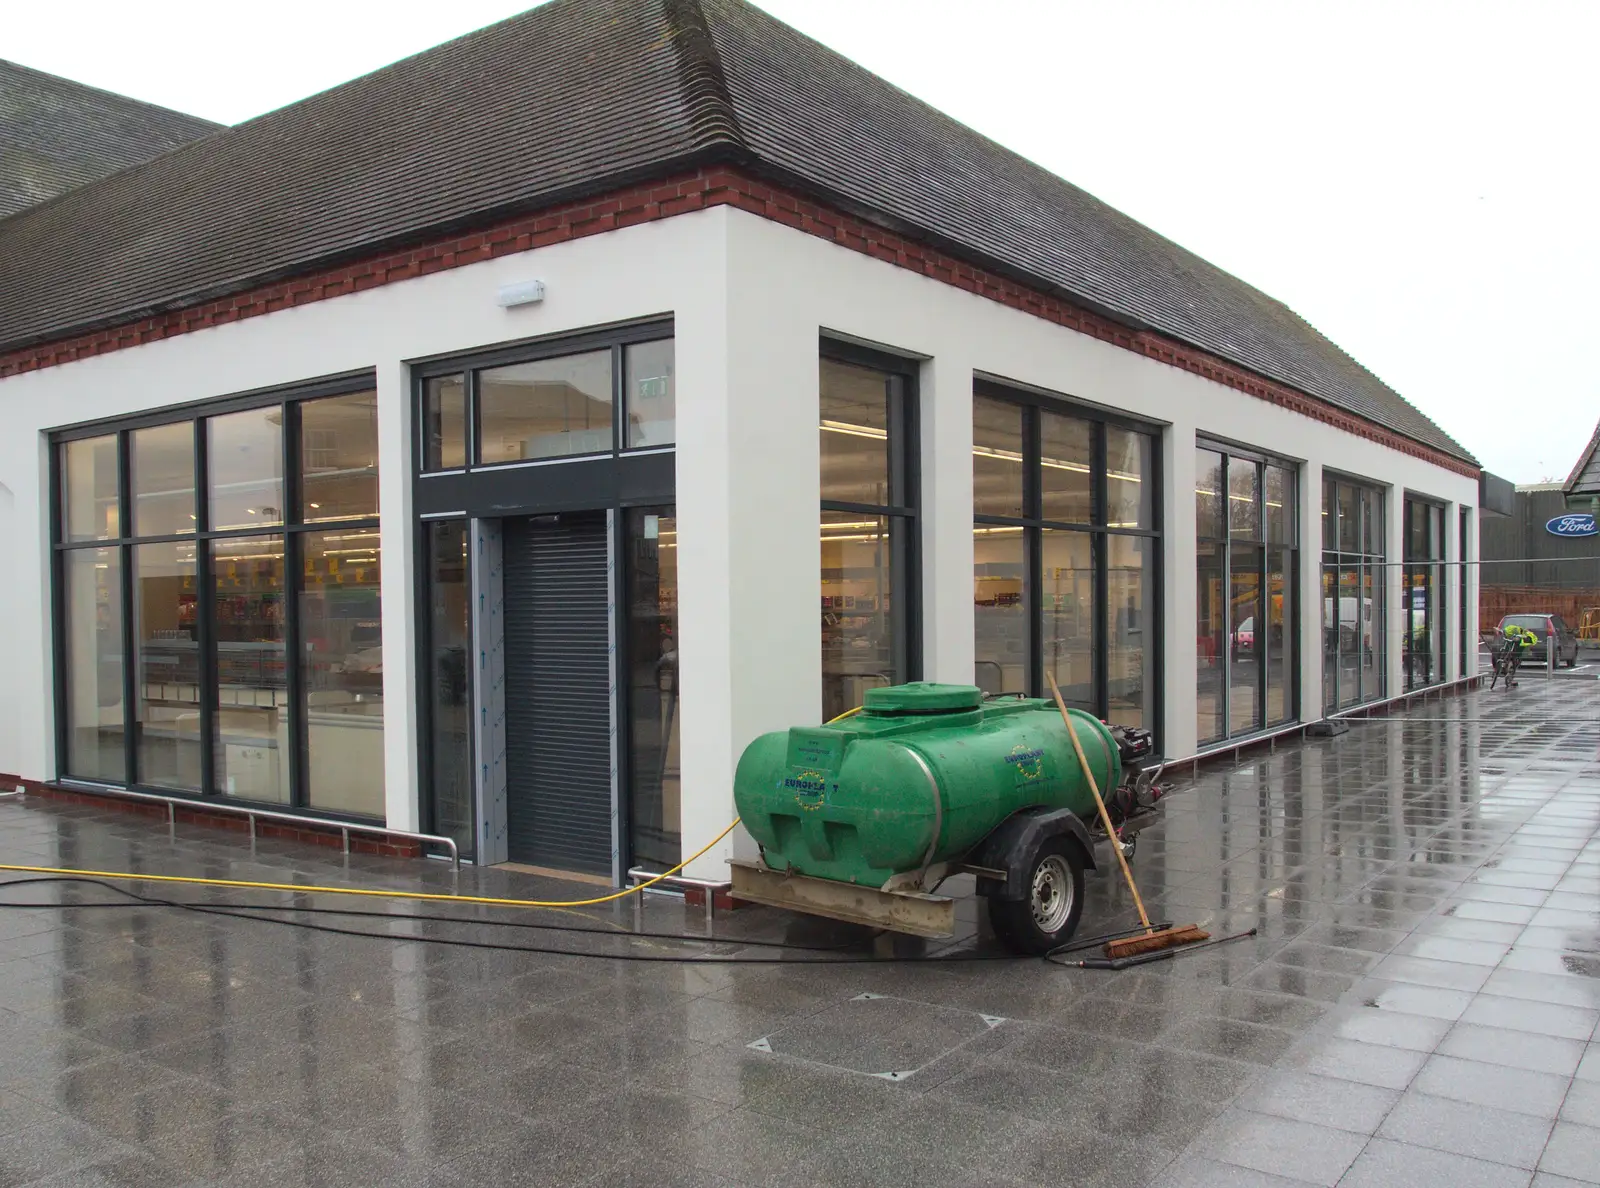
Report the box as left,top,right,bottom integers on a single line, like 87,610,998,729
862,682,984,715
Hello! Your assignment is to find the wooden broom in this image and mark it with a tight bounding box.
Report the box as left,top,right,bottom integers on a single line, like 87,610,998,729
1046,674,1208,960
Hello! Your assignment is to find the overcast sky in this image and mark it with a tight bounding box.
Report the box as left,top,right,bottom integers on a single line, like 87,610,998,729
9,0,1597,483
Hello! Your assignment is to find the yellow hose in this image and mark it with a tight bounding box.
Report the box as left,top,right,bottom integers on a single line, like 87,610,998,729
0,706,866,909
0,817,741,910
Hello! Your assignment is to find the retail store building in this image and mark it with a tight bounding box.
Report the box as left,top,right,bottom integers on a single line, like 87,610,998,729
0,0,1481,882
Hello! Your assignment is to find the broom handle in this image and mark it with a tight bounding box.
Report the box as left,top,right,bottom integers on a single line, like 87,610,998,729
1047,674,1154,934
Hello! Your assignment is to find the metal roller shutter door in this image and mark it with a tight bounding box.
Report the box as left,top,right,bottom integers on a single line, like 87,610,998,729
502,514,613,875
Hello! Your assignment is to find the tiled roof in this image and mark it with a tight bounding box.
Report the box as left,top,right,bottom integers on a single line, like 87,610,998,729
0,0,1474,464
0,59,220,218
1563,420,1600,499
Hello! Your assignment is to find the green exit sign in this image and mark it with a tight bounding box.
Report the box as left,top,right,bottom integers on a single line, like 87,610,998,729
637,375,670,400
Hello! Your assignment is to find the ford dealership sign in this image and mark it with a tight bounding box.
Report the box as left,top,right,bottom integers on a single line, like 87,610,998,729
1546,513,1598,538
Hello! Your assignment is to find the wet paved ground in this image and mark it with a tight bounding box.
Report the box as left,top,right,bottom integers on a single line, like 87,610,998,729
0,681,1597,1187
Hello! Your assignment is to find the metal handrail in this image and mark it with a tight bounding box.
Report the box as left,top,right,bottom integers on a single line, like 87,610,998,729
1166,669,1481,773
48,780,460,870
626,864,730,926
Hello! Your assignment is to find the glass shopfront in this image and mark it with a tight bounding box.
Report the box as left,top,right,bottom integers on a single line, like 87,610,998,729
1404,496,1447,691
625,508,679,870
53,378,386,818
972,387,1159,733
1321,476,1387,712
1196,444,1298,745
414,322,677,870
820,346,918,722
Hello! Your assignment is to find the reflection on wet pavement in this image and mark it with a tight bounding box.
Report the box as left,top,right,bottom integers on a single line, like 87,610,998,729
0,682,1595,1186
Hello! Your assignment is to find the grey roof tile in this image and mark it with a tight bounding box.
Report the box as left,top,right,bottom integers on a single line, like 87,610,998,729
0,0,1474,464
0,59,220,218
1562,420,1600,498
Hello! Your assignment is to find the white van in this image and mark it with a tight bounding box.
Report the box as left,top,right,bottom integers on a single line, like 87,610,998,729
1323,596,1373,653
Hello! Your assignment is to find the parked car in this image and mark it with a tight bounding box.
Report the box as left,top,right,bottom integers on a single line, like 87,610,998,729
1231,616,1255,658
1496,614,1580,667
1321,595,1375,656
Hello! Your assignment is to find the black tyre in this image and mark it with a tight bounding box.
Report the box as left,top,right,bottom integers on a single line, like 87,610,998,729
987,835,1087,955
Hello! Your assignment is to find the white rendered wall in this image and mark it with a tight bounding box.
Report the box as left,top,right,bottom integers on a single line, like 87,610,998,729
722,207,1479,761
0,211,731,835
0,200,1481,881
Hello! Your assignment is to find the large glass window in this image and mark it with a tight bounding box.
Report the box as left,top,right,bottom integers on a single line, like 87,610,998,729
63,435,120,542
63,547,124,781
1196,542,1226,742
54,382,384,819
973,526,1026,695
300,391,379,522
1040,412,1093,526
820,360,892,505
1459,508,1470,676
424,521,473,857
626,509,680,868
479,350,613,464
1042,528,1096,711
625,341,676,449
422,375,467,471
1106,427,1153,530
973,397,1025,520
1107,534,1155,727
212,534,289,803
821,352,917,721
1196,445,1298,745
133,541,200,790
1404,496,1446,691
299,531,384,815
208,408,285,532
419,336,674,472
973,387,1160,732
1321,476,1387,712
131,422,196,537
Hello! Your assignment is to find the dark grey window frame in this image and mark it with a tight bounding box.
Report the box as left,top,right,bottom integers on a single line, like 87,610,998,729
49,369,382,821
415,318,675,477
820,338,922,703
1459,507,1470,675
974,380,1164,744
1403,493,1448,692
1196,440,1299,746
1320,471,1388,713
411,320,677,869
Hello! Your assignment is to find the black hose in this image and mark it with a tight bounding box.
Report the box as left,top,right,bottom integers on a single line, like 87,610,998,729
0,876,1022,966
0,875,862,951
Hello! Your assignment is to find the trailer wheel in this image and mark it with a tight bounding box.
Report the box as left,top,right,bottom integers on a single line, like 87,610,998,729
988,835,1087,955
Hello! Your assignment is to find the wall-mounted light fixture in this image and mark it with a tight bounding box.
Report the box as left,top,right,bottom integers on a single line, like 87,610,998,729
496,279,546,309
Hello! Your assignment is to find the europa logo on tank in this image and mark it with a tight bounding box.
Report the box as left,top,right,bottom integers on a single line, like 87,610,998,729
1545,514,1598,538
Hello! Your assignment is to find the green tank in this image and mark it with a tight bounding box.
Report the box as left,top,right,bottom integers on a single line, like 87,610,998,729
734,682,1121,888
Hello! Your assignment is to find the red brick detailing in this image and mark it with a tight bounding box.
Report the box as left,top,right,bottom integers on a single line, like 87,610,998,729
683,885,746,911
0,166,1474,477
1,775,423,859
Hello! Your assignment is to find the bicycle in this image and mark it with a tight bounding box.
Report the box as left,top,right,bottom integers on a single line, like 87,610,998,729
1485,632,1526,691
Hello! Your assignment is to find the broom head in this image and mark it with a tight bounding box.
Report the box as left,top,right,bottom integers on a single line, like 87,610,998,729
1104,923,1210,959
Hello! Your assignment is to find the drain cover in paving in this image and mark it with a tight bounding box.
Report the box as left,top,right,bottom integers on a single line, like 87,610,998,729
747,993,1006,1081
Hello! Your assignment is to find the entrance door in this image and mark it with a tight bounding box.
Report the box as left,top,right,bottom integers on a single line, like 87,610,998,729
624,508,680,870
502,512,614,877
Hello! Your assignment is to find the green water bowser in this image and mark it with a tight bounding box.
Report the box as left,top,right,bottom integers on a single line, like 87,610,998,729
733,682,1159,953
